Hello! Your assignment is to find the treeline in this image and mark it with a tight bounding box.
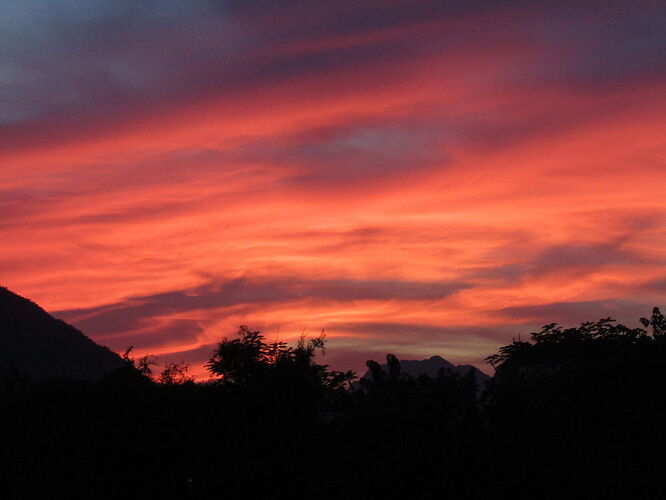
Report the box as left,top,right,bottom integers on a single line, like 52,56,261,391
2,310,666,498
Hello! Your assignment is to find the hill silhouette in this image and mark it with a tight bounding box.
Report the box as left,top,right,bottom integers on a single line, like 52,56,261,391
0,286,123,380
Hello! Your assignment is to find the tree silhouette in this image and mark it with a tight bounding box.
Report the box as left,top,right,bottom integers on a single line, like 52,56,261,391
640,306,666,337
104,346,156,384
158,361,194,385
4,289,666,498
482,308,666,496
206,326,355,392
205,326,279,384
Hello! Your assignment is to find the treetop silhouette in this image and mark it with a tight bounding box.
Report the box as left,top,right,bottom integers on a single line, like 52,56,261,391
205,325,355,392
485,307,666,373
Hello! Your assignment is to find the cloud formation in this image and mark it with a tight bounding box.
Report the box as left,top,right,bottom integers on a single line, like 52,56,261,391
2,0,665,377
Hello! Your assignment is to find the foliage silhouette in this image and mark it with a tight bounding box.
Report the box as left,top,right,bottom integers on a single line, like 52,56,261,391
206,326,355,394
2,300,666,498
481,308,666,496
158,360,194,385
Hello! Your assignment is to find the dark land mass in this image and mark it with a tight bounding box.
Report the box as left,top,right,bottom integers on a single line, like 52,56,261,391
0,286,122,380
355,354,490,392
1,286,665,499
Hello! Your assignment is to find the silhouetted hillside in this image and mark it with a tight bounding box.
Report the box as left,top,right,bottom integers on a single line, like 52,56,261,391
0,286,122,380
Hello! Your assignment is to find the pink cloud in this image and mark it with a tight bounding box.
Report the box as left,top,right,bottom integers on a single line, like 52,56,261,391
2,0,666,377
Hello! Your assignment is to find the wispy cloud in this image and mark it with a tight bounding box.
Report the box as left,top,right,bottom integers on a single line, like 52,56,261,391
2,0,665,377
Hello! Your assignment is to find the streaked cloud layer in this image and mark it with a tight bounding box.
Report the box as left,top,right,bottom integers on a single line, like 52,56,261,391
2,0,665,376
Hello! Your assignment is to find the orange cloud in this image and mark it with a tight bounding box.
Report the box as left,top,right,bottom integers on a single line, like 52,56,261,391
2,0,666,377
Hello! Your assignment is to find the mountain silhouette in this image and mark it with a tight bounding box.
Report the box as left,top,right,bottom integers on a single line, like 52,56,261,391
358,354,490,390
0,286,123,380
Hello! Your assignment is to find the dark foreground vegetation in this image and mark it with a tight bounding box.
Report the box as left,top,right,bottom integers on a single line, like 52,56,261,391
2,310,666,498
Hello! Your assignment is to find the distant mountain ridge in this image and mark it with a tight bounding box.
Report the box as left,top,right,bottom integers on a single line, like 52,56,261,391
0,286,123,380
358,355,490,390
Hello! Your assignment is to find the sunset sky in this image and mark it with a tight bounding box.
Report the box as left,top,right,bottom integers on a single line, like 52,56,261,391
2,0,665,378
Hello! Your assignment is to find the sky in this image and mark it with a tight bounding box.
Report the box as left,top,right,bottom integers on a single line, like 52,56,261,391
2,0,666,378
